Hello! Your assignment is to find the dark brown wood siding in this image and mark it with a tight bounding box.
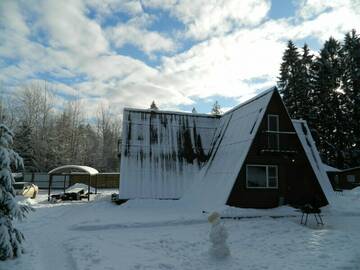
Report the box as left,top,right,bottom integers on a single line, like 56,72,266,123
328,168,360,190
227,91,328,208
69,173,120,188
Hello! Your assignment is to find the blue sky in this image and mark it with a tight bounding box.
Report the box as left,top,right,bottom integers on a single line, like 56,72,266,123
0,0,359,117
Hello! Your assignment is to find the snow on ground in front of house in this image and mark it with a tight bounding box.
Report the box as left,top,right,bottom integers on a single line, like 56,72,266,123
2,189,360,270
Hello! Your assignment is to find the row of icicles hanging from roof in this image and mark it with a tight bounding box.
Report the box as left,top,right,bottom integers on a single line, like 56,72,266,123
149,100,223,115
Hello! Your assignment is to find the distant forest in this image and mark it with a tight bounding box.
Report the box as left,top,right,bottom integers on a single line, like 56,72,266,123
0,83,121,172
278,30,360,169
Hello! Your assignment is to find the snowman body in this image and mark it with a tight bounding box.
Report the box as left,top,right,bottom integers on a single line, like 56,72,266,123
208,213,230,258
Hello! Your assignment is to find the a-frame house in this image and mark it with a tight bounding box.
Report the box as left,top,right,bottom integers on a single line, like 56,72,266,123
119,87,334,209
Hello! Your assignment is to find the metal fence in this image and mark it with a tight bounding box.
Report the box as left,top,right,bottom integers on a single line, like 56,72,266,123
21,172,120,189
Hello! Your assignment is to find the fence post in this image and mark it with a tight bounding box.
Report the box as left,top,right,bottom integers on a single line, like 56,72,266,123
88,174,91,201
48,175,53,201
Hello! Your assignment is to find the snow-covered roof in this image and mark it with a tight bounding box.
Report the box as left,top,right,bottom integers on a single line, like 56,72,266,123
48,165,99,175
340,166,360,173
292,120,335,205
322,163,341,172
122,107,219,118
119,109,219,199
182,88,275,210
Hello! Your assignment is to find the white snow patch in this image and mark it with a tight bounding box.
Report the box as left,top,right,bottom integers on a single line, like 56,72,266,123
2,190,360,270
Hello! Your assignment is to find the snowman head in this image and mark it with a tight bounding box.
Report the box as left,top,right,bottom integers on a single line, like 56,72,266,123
208,211,220,224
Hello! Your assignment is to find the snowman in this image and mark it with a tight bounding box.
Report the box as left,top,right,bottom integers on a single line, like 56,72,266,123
208,212,230,258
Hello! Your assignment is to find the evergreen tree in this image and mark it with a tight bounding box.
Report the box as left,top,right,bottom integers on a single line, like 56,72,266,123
80,124,100,168
150,101,159,110
14,122,39,172
192,107,198,113
211,101,222,115
298,44,313,122
342,29,360,166
0,124,32,260
311,37,346,167
278,40,301,118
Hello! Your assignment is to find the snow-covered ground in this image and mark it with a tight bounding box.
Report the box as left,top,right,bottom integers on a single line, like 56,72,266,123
2,189,360,270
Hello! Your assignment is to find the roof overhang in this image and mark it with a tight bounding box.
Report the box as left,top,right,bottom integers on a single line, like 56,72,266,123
48,165,99,175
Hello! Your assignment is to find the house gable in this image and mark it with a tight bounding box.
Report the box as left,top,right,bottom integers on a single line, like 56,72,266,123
227,91,328,208
181,88,275,210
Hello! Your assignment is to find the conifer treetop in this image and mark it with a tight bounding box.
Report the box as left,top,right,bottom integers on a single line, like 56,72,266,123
150,101,159,110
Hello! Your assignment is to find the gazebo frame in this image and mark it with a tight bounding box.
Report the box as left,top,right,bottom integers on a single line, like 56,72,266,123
48,165,99,201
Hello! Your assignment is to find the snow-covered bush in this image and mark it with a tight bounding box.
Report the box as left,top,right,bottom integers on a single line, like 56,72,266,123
0,124,32,260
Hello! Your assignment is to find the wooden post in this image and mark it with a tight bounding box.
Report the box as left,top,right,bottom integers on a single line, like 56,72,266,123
63,175,66,193
88,174,91,201
48,175,53,201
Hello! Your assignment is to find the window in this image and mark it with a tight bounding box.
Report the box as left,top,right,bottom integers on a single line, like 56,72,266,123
347,175,356,183
267,114,279,149
246,165,278,188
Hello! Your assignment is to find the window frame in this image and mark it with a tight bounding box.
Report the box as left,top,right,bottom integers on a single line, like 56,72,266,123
346,174,356,183
267,114,280,149
246,164,279,189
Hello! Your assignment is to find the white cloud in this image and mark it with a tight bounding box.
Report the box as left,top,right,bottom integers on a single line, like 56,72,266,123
293,6,360,42
36,0,109,57
86,0,143,17
144,0,271,40
156,31,284,99
0,1,29,36
106,18,176,54
1,0,360,118
295,0,358,19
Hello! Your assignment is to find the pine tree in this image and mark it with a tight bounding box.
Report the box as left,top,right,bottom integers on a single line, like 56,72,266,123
211,101,222,115
297,44,313,122
150,101,159,110
14,123,39,172
278,40,301,118
192,107,198,113
342,29,360,167
0,124,32,260
311,37,346,167
80,124,99,168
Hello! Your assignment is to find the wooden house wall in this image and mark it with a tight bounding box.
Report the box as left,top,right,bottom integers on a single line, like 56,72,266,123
227,92,327,208
328,168,360,190
69,173,120,188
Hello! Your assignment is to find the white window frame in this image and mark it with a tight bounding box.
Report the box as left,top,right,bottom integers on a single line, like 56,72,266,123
246,164,278,189
267,114,280,149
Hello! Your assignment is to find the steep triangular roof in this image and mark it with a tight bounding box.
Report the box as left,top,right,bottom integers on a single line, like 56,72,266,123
182,88,335,210
322,163,341,172
182,88,276,210
292,120,335,205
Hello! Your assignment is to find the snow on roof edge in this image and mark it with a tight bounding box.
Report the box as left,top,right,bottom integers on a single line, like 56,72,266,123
340,166,360,173
221,86,277,117
123,86,277,119
322,163,341,172
48,165,99,175
292,120,335,205
123,108,219,118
